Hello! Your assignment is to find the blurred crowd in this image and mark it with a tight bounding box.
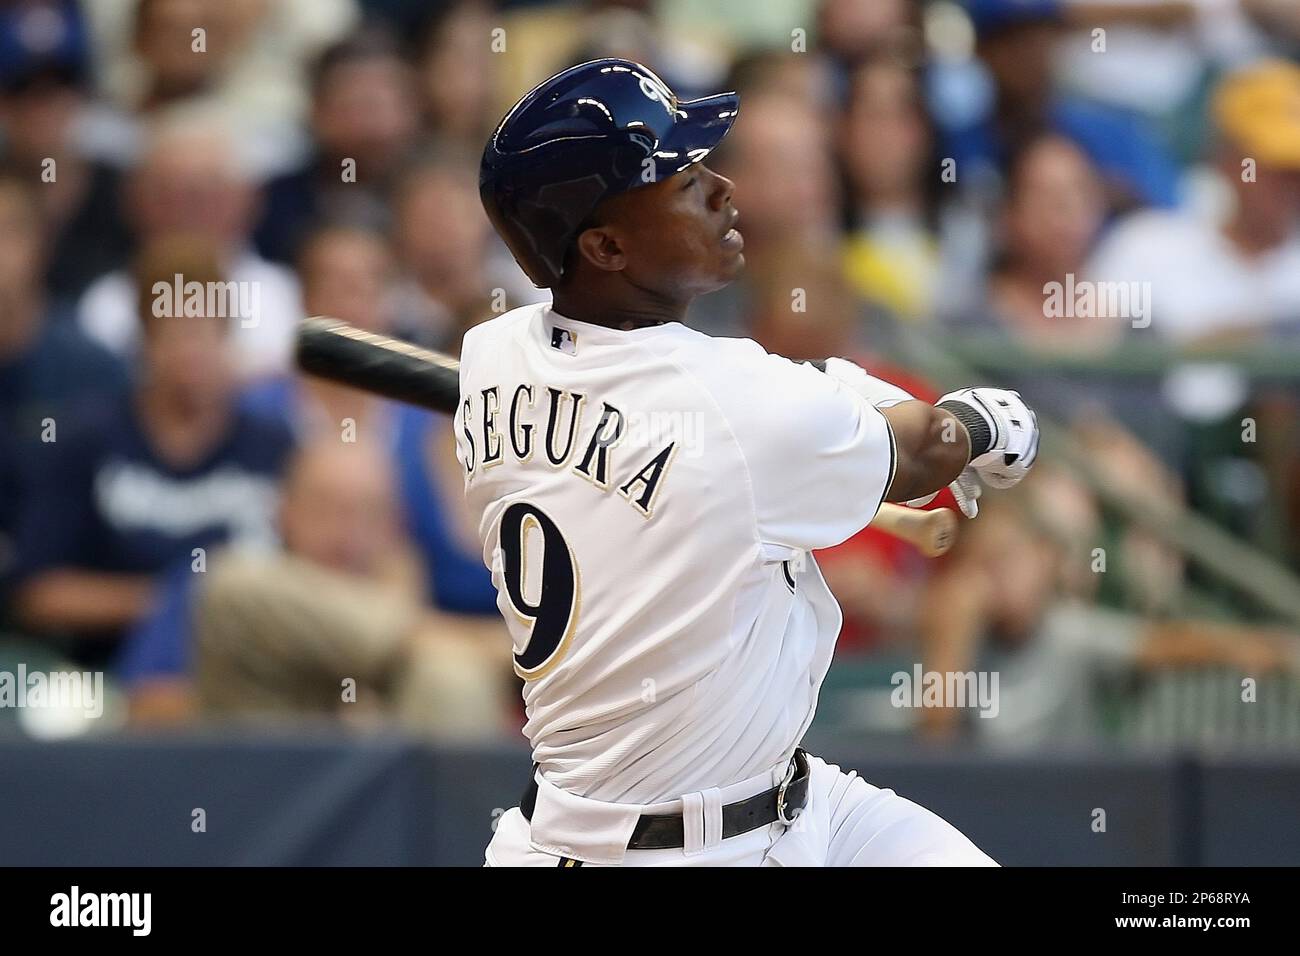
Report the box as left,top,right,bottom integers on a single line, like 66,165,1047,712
1,0,1299,749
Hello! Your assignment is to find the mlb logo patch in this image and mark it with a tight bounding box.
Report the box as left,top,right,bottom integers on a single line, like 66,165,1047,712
551,326,578,355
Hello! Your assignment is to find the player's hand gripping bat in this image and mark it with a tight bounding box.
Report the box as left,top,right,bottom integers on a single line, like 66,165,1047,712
295,317,959,557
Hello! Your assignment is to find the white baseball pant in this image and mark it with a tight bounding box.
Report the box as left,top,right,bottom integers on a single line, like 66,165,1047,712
485,752,998,867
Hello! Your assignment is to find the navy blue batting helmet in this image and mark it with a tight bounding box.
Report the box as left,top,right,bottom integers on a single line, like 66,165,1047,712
480,58,740,288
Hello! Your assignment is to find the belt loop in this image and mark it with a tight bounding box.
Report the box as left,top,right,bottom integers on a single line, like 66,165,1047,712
680,791,706,855
700,787,724,849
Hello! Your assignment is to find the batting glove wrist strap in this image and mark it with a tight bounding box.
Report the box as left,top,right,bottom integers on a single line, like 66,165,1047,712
936,399,993,460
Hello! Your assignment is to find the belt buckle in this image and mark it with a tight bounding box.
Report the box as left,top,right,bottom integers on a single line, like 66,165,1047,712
775,755,802,826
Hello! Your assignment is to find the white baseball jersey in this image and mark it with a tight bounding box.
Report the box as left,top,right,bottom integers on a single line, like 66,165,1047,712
455,303,896,804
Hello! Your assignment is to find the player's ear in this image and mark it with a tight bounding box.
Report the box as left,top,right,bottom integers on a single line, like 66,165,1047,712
574,225,627,274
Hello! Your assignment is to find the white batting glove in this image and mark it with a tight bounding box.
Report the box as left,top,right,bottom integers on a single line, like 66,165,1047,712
936,387,1040,490
905,468,982,518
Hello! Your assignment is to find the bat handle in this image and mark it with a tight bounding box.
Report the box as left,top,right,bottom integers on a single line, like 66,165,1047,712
872,503,958,558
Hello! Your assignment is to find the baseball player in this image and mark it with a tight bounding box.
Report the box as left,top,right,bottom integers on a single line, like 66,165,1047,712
458,59,1039,866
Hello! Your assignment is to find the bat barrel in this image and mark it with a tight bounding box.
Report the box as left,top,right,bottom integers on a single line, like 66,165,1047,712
295,317,461,414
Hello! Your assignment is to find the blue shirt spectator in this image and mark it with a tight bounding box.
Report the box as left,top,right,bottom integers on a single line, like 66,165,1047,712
0,171,129,606
15,390,291,578
394,405,499,616
114,559,194,685
11,388,293,665
937,0,1183,209
1,308,127,589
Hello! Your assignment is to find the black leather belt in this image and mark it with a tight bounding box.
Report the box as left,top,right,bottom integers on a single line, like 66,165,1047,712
519,748,810,851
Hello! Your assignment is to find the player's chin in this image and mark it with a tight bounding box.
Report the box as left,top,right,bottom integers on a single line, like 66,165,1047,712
714,247,746,284
695,254,745,296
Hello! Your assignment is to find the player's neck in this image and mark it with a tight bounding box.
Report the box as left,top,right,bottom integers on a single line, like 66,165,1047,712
552,285,688,331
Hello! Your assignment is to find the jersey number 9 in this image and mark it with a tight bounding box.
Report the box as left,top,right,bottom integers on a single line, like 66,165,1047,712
500,502,580,680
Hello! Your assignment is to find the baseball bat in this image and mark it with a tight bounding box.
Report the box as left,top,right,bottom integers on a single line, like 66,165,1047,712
295,317,959,556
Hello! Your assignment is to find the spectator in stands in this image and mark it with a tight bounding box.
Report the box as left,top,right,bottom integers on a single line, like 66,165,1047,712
720,47,832,109
918,466,1294,747
415,0,498,152
817,0,920,68
254,24,420,265
10,236,294,667
77,112,303,380
942,0,1181,210
76,0,251,170
1088,60,1300,344
392,400,502,620
0,3,133,300
243,223,399,444
384,288,503,620
129,0,238,111
1051,0,1204,138
747,242,872,362
80,0,359,175
949,133,1121,353
118,439,509,739
840,55,944,323
387,153,499,349
945,133,1182,461
1072,414,1187,613
0,175,126,597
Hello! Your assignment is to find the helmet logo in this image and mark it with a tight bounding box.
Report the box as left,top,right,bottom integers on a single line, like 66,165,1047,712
638,73,676,116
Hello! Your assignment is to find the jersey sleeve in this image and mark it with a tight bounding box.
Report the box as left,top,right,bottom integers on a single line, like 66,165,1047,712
706,339,898,553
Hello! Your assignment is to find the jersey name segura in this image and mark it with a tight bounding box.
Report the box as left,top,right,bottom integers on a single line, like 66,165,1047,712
460,384,677,519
